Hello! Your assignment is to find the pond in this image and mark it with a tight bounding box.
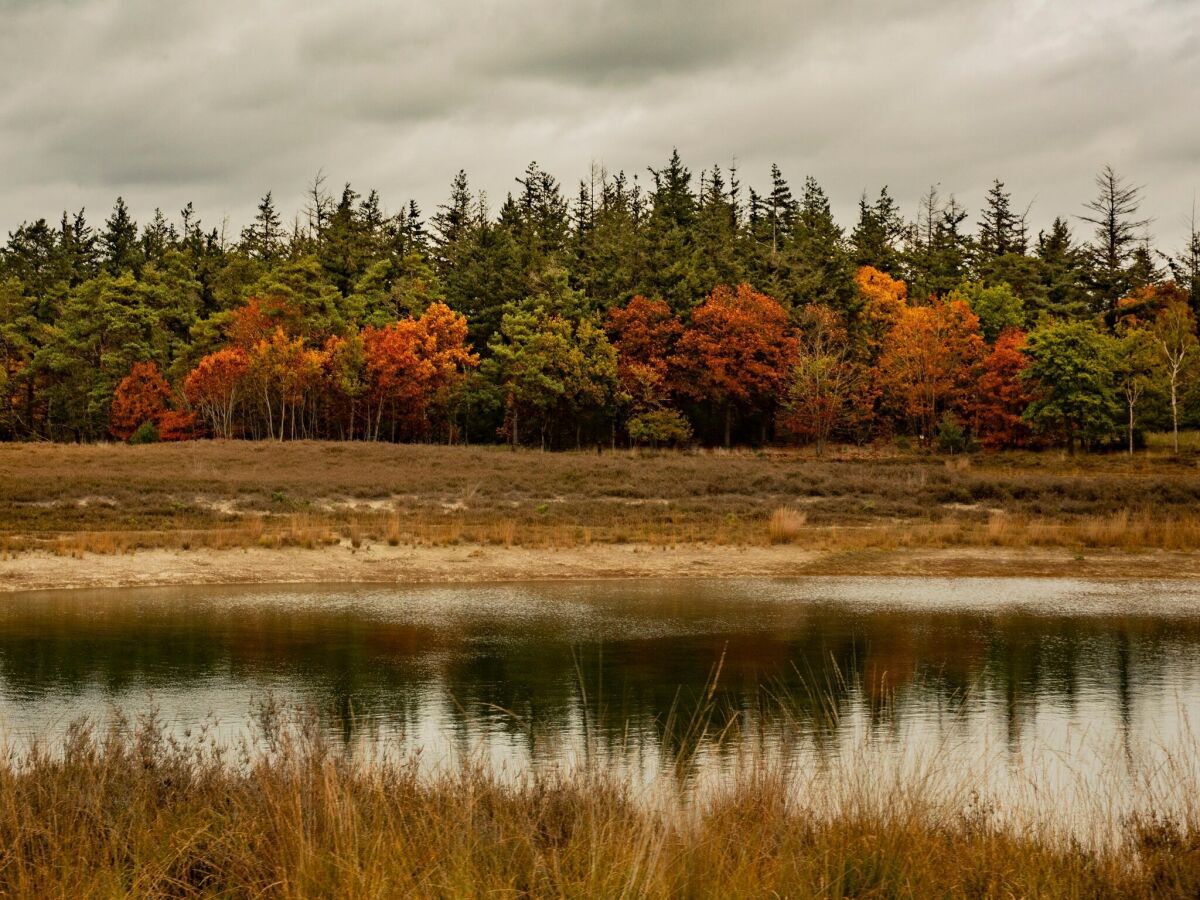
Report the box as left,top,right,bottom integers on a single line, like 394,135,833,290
2,577,1200,824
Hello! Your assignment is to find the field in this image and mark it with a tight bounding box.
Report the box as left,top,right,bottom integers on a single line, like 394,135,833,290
3,440,1200,558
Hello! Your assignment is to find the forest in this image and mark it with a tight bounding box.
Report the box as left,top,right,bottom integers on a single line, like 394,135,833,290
2,153,1198,453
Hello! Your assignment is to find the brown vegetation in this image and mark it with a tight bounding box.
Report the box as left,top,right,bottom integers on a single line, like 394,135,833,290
3,441,1200,557
0,709,1196,898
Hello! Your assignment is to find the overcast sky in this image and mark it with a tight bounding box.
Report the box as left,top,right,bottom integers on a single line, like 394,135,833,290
1,0,1197,248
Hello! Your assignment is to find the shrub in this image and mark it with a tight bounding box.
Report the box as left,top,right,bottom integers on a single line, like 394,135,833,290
936,413,969,454
127,420,160,445
768,507,806,543
628,409,693,449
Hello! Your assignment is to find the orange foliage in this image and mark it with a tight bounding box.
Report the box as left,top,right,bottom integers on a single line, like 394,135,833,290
875,299,985,441
1114,282,1190,328
856,266,908,349
156,409,198,442
109,362,173,441
606,296,682,407
360,303,476,440
673,284,797,444
972,328,1035,449
225,296,304,348
184,348,251,439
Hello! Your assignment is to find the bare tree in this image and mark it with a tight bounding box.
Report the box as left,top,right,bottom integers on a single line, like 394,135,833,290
1152,300,1198,454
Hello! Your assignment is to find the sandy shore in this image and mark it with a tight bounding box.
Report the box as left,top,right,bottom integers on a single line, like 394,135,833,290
4,542,1200,592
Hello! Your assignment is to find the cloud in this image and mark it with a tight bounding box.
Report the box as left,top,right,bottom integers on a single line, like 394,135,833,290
0,0,1196,247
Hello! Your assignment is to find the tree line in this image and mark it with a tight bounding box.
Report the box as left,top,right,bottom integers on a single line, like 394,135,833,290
2,154,1198,452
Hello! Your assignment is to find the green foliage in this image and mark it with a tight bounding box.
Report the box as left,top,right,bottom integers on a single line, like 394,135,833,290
952,281,1024,342
127,420,160,444
935,413,969,454
1021,320,1121,452
627,409,693,448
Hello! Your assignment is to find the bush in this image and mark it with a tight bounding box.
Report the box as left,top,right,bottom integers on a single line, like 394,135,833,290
936,414,969,454
628,409,693,449
127,420,160,445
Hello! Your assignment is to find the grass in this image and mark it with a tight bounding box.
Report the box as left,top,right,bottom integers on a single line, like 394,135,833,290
3,439,1200,556
0,703,1196,898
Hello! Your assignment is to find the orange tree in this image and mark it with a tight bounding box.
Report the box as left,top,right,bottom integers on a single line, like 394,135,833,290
671,284,796,447
109,361,173,441
183,348,251,439
875,298,985,444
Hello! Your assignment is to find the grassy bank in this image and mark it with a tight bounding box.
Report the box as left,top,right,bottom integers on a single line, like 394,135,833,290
0,712,1196,898
3,440,1200,556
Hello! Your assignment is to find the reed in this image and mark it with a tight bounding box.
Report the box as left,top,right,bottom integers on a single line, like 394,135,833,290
0,707,1195,898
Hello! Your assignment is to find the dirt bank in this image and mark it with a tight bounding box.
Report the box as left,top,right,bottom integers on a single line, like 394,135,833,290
3,542,1199,593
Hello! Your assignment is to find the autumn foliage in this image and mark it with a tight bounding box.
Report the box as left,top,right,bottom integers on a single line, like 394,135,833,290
973,328,1036,448
672,284,797,446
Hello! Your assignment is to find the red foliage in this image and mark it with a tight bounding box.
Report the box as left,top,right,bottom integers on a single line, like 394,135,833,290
156,409,198,442
972,328,1035,449
110,362,173,441
672,284,797,444
184,348,251,439
607,296,683,408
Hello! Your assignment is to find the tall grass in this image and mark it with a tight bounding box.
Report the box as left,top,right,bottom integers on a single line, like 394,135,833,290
0,705,1196,898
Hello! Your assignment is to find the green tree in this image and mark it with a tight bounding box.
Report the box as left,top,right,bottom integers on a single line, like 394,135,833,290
100,198,141,276
952,281,1024,342
1021,320,1120,454
1112,325,1159,454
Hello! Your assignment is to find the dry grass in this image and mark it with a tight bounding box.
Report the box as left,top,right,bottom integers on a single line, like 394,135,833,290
769,506,807,543
3,440,1200,556
0,707,1196,898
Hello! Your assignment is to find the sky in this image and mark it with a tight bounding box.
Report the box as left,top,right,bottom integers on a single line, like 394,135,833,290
1,0,1197,248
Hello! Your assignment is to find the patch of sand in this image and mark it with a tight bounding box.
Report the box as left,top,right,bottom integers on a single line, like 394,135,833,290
3,543,1200,593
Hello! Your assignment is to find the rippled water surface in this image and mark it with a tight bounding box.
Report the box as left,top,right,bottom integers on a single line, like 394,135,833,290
2,578,1200,805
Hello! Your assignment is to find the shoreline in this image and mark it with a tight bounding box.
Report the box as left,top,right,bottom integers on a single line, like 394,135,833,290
4,542,1200,593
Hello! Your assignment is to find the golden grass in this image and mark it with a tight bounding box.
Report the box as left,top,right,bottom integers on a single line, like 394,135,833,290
3,440,1200,557
768,506,807,543
0,708,1196,898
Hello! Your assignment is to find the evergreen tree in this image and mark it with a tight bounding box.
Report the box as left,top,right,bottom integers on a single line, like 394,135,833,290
241,192,283,263
100,197,141,276
1034,217,1089,320
1079,165,1150,314
851,187,904,275
643,150,697,312
977,179,1026,259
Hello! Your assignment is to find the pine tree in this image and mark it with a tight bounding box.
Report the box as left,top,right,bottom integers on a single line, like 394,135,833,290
1031,217,1088,320
978,179,1026,259
100,197,141,276
241,192,283,263
1079,166,1150,314
851,187,904,275
783,176,855,315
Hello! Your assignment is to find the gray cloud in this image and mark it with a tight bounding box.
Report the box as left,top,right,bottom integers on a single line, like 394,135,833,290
0,0,1197,248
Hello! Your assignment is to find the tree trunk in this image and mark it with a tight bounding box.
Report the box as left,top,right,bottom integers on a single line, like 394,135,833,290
1128,400,1135,456
1171,381,1180,454
724,405,732,449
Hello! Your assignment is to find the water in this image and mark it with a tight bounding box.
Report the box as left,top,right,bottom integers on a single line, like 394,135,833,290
2,577,1200,824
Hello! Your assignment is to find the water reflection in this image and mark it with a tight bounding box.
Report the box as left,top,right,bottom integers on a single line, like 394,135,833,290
1,578,1199,787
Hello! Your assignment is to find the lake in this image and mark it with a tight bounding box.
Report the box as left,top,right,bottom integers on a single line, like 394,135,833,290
2,577,1200,828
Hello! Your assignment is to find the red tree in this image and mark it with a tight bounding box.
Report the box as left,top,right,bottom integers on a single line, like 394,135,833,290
672,284,797,447
606,295,683,409
184,348,251,439
972,328,1035,449
110,362,173,441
